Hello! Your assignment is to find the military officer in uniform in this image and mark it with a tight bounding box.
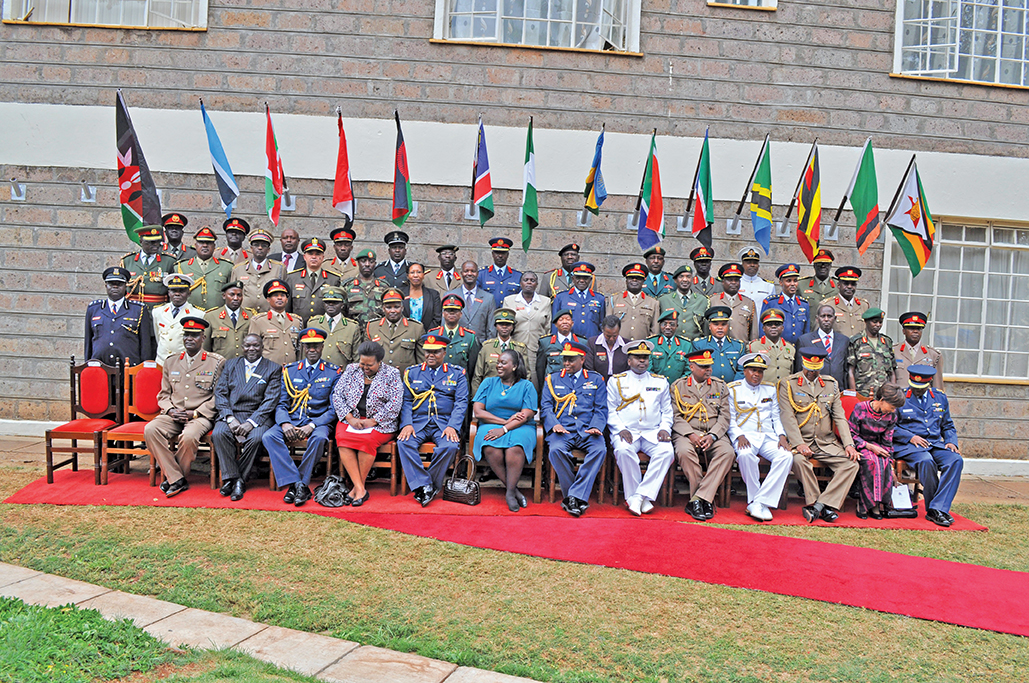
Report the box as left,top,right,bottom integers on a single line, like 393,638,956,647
727,353,793,522
231,228,283,313
609,262,660,342
176,226,234,311
710,262,758,341
503,271,551,383
144,316,225,497
779,346,860,523
820,266,870,339
691,307,744,383
607,340,674,516
477,237,523,306
846,308,895,395
426,294,480,371
689,246,718,297
648,310,692,384
552,262,605,339
203,280,251,360
247,279,302,366
263,328,341,506
346,249,389,327
153,273,204,365
761,263,809,346
307,286,362,369
671,349,735,521
397,333,470,505
217,217,250,264
540,243,585,299
893,365,962,527
540,341,608,517
737,247,775,305
894,311,944,389
286,237,341,324
472,308,528,393
374,230,410,289
160,212,193,261
366,288,424,371
536,308,592,382
642,246,675,298
121,225,174,308
801,249,836,325
324,225,359,282
85,266,155,366
424,244,460,293
659,265,709,340
747,308,796,386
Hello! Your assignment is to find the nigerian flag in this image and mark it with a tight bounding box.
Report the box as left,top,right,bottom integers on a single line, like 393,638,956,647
521,117,538,252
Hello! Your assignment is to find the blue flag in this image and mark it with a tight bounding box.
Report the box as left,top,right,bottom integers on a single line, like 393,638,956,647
583,127,607,215
200,100,240,218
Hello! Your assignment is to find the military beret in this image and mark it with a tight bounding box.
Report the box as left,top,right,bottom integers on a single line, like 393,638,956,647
643,246,666,258
657,309,678,322
558,243,580,256
862,307,884,320
553,308,574,321
221,280,244,293
673,264,693,278
356,248,377,260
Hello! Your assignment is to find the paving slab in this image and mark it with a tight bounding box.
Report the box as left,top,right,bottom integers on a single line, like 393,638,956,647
0,572,109,607
236,625,359,677
446,667,541,683
0,562,43,588
319,645,457,683
143,607,267,650
77,589,187,628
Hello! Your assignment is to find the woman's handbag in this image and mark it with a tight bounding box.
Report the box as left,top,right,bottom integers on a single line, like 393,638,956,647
443,454,481,506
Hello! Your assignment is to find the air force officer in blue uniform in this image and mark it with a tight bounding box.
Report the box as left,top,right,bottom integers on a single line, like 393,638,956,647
398,333,469,506
540,340,608,517
760,264,809,345
85,266,155,366
263,328,340,507
552,262,606,339
892,364,963,527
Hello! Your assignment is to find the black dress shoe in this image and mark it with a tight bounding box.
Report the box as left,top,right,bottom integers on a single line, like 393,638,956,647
419,486,438,508
820,507,839,523
350,491,370,507
230,479,245,501
926,509,952,527
802,504,822,523
573,496,589,515
219,479,235,497
283,484,297,505
856,509,869,520
868,507,883,520
943,511,955,525
514,490,527,508
293,483,312,507
561,497,583,517
159,480,171,494
165,478,189,498
702,500,715,520
686,499,707,521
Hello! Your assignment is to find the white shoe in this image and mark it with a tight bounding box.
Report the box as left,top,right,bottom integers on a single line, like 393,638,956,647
747,502,772,522
627,495,643,516
759,504,773,521
640,498,654,514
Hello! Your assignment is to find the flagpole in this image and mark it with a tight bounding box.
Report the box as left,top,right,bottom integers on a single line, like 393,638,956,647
683,127,707,220
730,133,769,234
581,122,604,224
780,138,818,232
884,154,917,220
633,129,656,227
830,136,871,232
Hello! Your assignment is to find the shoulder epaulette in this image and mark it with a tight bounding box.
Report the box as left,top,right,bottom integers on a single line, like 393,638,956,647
612,371,628,378
89,299,103,305
649,372,665,379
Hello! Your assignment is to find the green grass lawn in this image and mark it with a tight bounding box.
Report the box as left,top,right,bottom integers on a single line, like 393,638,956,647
2,465,1027,683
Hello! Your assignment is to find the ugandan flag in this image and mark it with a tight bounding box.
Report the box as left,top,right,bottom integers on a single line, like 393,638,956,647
115,90,161,243
392,111,413,227
795,142,821,263
885,157,935,277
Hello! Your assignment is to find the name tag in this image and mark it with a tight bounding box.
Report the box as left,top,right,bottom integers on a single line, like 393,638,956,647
646,386,660,391
760,398,772,403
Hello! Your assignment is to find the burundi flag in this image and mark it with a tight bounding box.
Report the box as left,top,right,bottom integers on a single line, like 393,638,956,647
392,111,413,227
885,157,935,277
691,129,713,249
583,126,607,215
636,131,664,251
749,135,772,254
795,142,822,263
115,90,161,243
200,99,240,219
333,111,355,224
471,117,494,227
521,117,538,252
264,105,286,227
849,138,881,254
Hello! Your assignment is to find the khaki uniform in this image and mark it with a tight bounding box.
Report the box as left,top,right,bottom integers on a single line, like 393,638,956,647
747,336,796,387
846,333,895,396
689,275,718,298
121,251,173,307
231,259,284,313
894,342,944,390
471,338,530,393
247,310,302,366
345,277,389,327
502,292,551,382
203,306,252,360
423,268,459,293
176,256,234,311
778,372,859,511
540,267,579,299
711,291,758,341
161,242,194,261
366,317,425,371
801,276,836,324
608,291,660,342
658,291,710,340
308,314,362,369
152,302,204,365
324,256,359,283
216,246,249,265
286,268,342,324
144,350,225,483
670,375,736,504
820,295,870,339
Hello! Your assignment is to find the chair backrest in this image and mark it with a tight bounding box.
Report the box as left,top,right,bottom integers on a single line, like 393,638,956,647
840,390,868,420
71,356,122,422
124,361,163,422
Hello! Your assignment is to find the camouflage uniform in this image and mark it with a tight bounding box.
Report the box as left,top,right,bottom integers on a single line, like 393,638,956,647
846,333,895,396
345,277,389,328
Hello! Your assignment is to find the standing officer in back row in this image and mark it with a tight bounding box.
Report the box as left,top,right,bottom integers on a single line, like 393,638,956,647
609,262,660,342
552,262,605,339
894,311,944,389
307,286,362,369
231,228,283,313
160,212,193,261
847,308,895,396
689,246,718,297
737,248,775,305
176,226,234,311
820,266,869,339
801,250,836,325
692,307,744,383
710,262,758,342
346,249,389,327
366,289,424,371
203,280,251,360
324,226,359,282
761,264,809,346
540,243,584,299
659,265,709,340
648,310,692,384
374,230,410,289
217,217,250,264
643,246,675,298
122,225,173,308
472,308,528,393
286,238,341,324
478,237,522,307
85,266,155,366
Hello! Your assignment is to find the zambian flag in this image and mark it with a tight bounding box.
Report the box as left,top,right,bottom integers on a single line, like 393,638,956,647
885,157,934,277
849,138,881,254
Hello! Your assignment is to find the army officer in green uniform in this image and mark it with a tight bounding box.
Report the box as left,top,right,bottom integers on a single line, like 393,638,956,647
648,309,692,384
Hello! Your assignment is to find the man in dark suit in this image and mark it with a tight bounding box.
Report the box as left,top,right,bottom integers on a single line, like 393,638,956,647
445,260,496,340
212,333,282,500
269,227,301,274
793,303,849,386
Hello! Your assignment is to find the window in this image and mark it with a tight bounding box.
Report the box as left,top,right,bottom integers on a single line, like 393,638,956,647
3,0,208,29
708,0,778,9
434,0,640,52
896,0,1029,86
883,220,1029,380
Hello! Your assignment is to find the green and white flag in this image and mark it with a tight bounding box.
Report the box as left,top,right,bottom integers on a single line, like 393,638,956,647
521,117,538,252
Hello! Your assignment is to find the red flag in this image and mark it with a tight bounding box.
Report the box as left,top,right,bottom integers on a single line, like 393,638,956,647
265,104,285,227
332,111,355,224
392,111,412,227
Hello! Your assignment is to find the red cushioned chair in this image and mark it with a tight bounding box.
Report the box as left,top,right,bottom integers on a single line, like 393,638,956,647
99,361,163,485
841,391,922,504
45,357,123,485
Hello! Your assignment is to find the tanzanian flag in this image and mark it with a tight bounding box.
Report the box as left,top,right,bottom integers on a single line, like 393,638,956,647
795,142,821,263
115,90,161,243
885,157,935,277
636,131,664,251
749,135,772,254
583,126,607,215
392,111,413,227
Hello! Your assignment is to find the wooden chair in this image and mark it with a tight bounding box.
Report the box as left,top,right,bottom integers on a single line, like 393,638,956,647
893,460,922,504
546,444,609,505
467,420,545,504
269,437,335,490
609,448,675,507
100,361,163,485
366,443,401,496
45,357,123,485
662,447,733,509
397,441,456,496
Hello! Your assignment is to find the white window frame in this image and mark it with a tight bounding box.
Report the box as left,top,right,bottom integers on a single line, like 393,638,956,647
2,0,209,29
708,0,778,10
433,0,641,53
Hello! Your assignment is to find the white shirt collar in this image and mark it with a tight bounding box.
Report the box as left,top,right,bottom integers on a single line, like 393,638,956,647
598,335,626,353
107,297,125,309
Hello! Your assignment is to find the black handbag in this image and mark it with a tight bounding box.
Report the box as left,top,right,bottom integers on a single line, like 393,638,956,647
443,454,481,506
314,474,348,508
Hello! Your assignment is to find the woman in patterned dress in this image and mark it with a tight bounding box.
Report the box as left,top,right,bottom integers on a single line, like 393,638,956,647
847,383,906,518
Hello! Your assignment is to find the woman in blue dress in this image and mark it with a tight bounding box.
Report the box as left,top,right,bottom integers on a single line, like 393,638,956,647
472,349,538,512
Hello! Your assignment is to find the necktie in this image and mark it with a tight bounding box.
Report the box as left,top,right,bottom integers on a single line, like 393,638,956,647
682,294,688,307
393,262,400,275
172,307,181,318
465,291,473,308
445,273,453,289
110,303,117,314
245,364,254,382
824,335,831,354
501,342,508,351
256,263,262,272
230,311,238,326
330,317,337,333
717,339,724,351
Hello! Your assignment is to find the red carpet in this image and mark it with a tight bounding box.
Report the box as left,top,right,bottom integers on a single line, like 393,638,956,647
10,472,1026,638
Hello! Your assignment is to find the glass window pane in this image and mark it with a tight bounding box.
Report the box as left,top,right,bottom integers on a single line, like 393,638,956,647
984,325,1008,349
936,297,959,322
912,270,937,294
965,226,988,242
1010,326,1029,351
934,323,960,350
1011,301,1029,326
503,18,523,41
982,351,1005,375
959,298,983,325
988,273,1010,297
963,246,986,270
940,245,962,269
1013,250,1029,273
960,271,984,297
1008,354,1029,378
942,224,964,241
1013,276,1029,300
985,300,1009,324
954,350,980,372
911,295,934,314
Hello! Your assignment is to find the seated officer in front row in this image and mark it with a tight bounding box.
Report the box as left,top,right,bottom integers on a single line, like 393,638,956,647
263,328,340,507
540,341,608,517
398,334,470,507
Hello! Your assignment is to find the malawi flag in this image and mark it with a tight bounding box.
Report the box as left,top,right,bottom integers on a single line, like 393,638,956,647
691,129,713,249
636,131,664,251
471,117,494,227
583,126,607,215
749,135,772,254
885,157,935,277
849,138,881,254
521,118,538,252
795,142,822,263
115,90,161,243
392,111,413,227
333,111,355,225
265,105,285,226
200,99,240,218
